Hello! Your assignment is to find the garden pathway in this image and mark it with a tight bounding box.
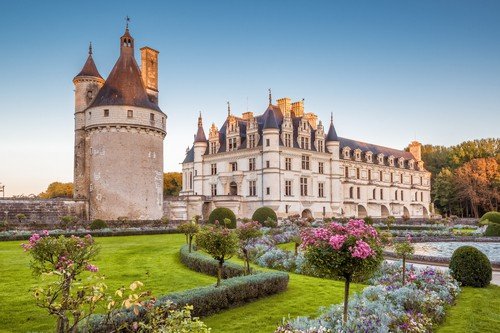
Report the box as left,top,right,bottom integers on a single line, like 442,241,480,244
386,259,500,285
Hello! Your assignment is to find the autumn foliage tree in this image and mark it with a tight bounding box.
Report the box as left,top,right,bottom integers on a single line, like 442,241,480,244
163,172,182,196
39,182,73,199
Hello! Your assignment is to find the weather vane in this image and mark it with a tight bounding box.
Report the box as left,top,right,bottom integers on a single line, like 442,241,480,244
126,15,131,29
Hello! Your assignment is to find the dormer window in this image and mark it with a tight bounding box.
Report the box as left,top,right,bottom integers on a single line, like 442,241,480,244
408,159,415,169
398,158,405,168
388,156,395,166
317,140,324,152
343,147,351,159
284,133,292,147
366,151,373,163
210,141,218,154
377,154,384,164
354,149,362,161
248,134,256,148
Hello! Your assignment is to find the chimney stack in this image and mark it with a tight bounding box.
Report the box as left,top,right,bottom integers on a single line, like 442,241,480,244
409,141,422,161
140,47,159,104
277,97,292,116
291,100,304,117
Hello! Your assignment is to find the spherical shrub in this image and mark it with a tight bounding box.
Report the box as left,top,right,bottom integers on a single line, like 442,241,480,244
89,219,107,230
449,246,492,287
252,207,277,225
208,207,236,229
484,223,500,237
480,211,500,224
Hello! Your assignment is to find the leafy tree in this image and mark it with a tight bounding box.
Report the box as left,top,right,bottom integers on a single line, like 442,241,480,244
163,172,182,196
177,219,200,253
196,225,239,286
236,221,262,274
39,182,73,199
394,236,415,285
301,220,383,323
432,168,458,216
454,158,499,217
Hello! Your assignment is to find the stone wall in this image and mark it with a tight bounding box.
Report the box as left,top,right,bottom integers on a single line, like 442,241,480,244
0,198,88,223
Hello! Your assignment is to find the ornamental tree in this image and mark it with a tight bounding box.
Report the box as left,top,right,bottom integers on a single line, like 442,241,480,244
196,225,239,286
177,219,200,252
236,221,262,274
22,232,103,333
394,235,415,285
301,219,383,324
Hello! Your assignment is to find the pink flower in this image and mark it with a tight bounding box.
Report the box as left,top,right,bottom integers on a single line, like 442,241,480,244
41,230,49,236
313,228,331,241
329,235,347,250
350,240,374,259
86,264,99,272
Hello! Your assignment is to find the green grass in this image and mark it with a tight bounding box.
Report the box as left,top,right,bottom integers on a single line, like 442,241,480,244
436,285,500,333
1,234,499,332
277,241,296,252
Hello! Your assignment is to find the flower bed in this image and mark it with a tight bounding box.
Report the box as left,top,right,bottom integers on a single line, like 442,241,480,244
276,261,460,333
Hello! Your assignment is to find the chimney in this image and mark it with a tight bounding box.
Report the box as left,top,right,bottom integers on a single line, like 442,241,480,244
291,100,304,117
277,97,292,116
304,113,318,130
140,47,159,104
409,141,422,161
242,111,254,120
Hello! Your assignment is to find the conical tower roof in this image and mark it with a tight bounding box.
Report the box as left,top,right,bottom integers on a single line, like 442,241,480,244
194,112,207,143
88,28,161,112
326,113,338,141
74,43,102,80
263,105,279,129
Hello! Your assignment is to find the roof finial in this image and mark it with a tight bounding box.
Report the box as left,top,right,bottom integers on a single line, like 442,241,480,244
125,15,130,30
227,101,231,117
268,88,272,105
330,112,333,124
88,42,93,55
198,111,203,127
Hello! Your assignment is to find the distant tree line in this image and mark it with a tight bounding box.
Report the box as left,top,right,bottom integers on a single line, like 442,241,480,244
39,172,183,199
419,138,499,217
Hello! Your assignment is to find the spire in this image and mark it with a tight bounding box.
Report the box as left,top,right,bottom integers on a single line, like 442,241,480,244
268,88,272,105
326,112,338,142
120,17,134,55
194,112,207,143
263,107,279,129
227,101,231,117
74,43,102,80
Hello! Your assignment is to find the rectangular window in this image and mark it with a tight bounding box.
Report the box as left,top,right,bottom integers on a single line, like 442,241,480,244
410,175,413,184
305,137,310,149
249,158,255,171
345,166,349,178
266,187,270,195
400,174,404,183
266,138,270,147
421,192,423,201
301,155,310,170
356,168,360,179
318,162,324,174
368,170,371,181
380,189,384,199
228,137,238,151
318,183,324,197
420,176,423,185
210,141,217,154
127,110,133,118
285,180,292,196
317,140,324,152
150,113,155,121
248,134,255,148
211,163,217,175
285,205,289,214
285,157,292,171
249,181,256,196
211,184,217,196
357,187,360,199
300,177,308,196
379,170,383,181
285,133,291,147
230,162,237,171
266,160,270,168
104,109,109,117
391,172,394,183
401,190,404,201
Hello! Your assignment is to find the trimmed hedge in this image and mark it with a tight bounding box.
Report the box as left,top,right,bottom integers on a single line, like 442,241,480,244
480,211,500,224
85,245,289,331
252,207,277,225
208,207,236,229
179,245,245,278
89,219,107,230
484,223,500,237
449,246,492,287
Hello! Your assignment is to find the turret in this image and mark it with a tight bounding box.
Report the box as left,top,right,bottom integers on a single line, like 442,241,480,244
193,113,207,195
326,113,340,159
72,43,104,200
262,97,280,200
325,113,342,216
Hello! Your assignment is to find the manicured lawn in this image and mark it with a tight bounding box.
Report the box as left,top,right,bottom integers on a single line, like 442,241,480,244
437,285,500,333
0,234,362,333
1,234,498,332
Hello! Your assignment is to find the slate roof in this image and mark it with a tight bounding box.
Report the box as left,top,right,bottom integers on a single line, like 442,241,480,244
74,54,102,80
88,29,162,112
194,125,207,142
183,102,416,164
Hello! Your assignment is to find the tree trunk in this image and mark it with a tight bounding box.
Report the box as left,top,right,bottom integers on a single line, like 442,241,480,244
56,316,69,333
188,235,193,253
402,256,406,285
56,277,71,333
217,260,224,287
243,248,250,275
294,243,299,256
342,275,351,325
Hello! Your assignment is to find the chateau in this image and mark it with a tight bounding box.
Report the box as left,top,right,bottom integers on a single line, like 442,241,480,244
72,26,166,220
181,95,431,219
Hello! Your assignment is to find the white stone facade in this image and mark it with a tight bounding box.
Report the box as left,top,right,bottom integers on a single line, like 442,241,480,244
181,98,431,220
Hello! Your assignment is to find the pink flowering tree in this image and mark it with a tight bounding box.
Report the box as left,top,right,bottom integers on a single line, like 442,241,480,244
301,219,383,323
22,232,103,333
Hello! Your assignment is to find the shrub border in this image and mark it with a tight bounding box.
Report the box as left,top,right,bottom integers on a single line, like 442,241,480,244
85,245,289,331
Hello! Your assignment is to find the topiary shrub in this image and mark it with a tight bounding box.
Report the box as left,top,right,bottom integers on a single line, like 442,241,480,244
484,223,500,236
480,211,500,224
208,208,236,229
252,207,277,225
89,219,107,230
363,216,373,225
449,246,492,287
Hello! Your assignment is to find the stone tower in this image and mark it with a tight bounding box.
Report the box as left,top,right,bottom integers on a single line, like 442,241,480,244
73,26,167,220
325,114,342,216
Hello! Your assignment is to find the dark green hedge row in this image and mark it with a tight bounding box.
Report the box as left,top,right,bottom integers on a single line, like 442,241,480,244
382,225,446,231
179,245,245,278
85,246,289,332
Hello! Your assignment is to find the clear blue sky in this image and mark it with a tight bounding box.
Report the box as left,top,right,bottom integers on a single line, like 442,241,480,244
0,0,499,195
